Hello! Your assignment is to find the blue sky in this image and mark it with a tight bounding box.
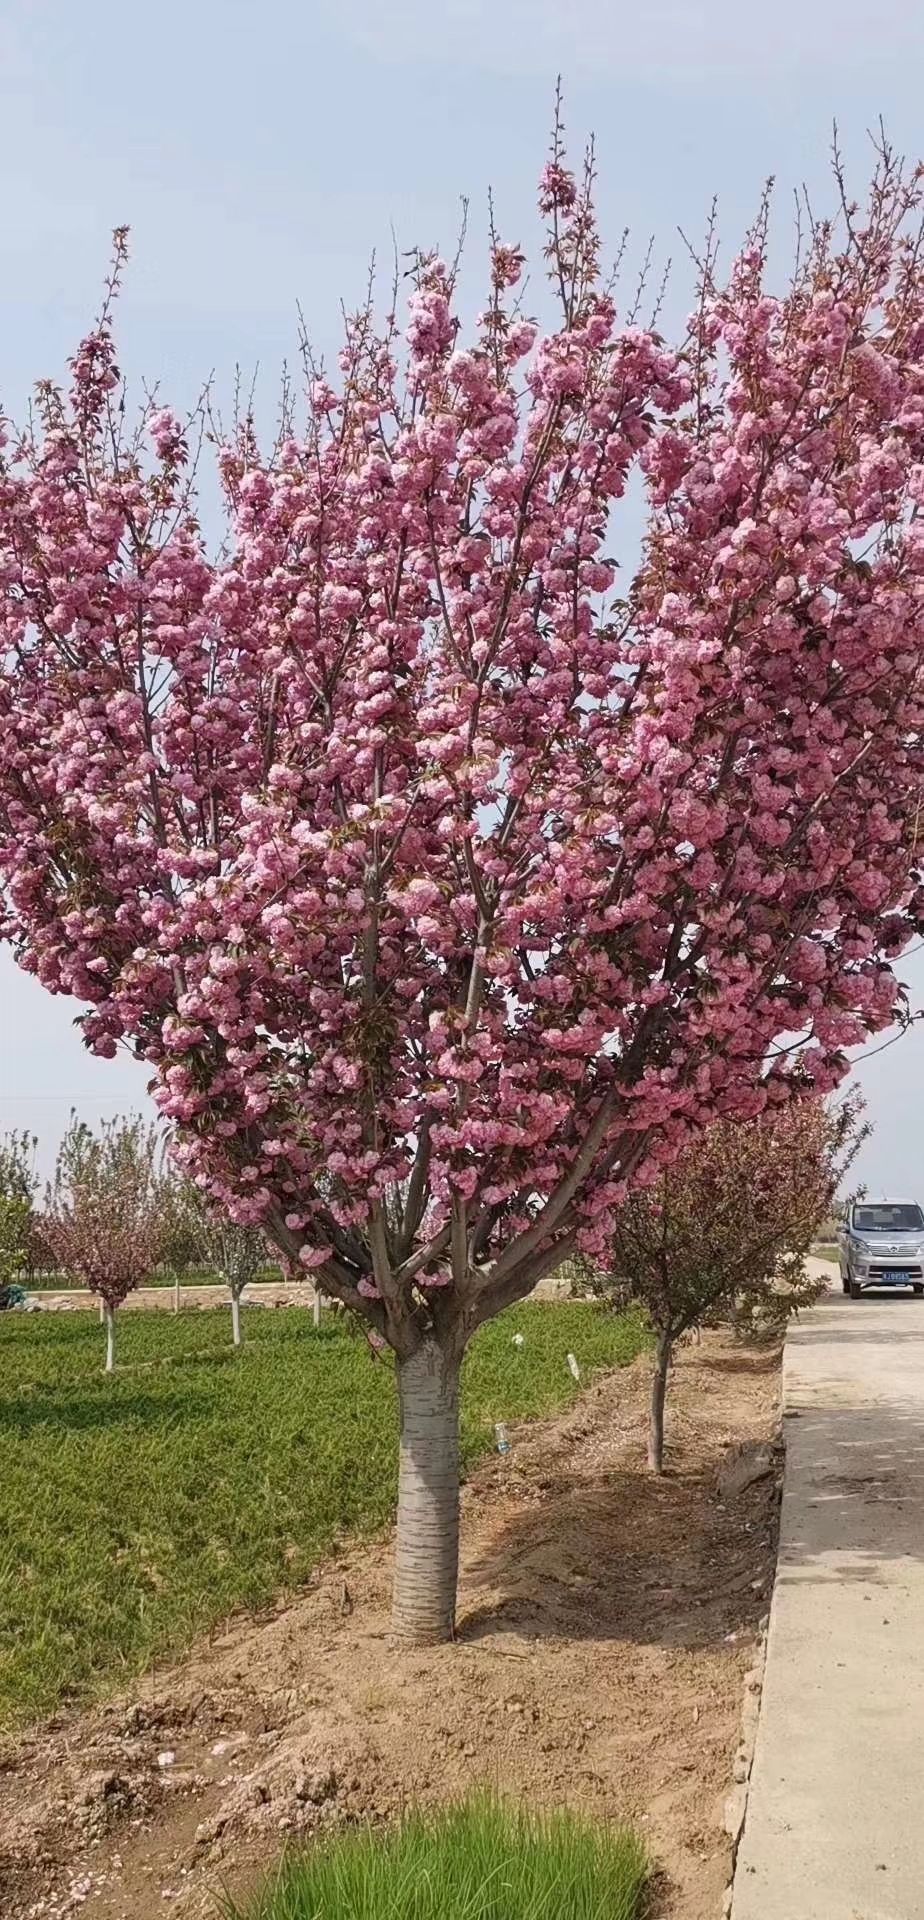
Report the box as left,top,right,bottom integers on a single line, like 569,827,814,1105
2,0,923,1189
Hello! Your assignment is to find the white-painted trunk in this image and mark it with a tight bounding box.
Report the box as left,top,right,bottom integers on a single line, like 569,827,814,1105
174,1272,181,1314
230,1289,242,1347
98,1298,105,1324
104,1303,115,1374
392,1340,461,1644
312,1288,321,1329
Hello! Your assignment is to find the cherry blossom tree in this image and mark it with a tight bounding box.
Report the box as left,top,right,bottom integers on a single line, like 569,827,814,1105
3,122,924,1634
603,1095,865,1471
45,1116,163,1369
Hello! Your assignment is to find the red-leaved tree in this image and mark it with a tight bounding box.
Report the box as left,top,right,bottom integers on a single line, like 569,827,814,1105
3,126,924,1634
604,1095,866,1472
45,1116,163,1370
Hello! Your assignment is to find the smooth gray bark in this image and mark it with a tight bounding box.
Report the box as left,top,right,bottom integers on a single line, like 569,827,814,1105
392,1339,461,1643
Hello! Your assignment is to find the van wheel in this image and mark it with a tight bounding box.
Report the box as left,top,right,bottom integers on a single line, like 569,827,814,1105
849,1279,863,1299
914,1285,924,1297
841,1273,851,1294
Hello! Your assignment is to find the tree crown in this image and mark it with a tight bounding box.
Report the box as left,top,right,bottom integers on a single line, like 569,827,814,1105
2,131,924,1352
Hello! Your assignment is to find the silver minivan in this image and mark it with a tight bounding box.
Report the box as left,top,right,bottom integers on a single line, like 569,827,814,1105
839,1199,924,1298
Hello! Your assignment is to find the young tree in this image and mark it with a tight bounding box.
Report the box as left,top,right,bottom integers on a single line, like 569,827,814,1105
156,1168,205,1281
173,1174,267,1344
606,1097,865,1471
219,1222,264,1345
0,1131,37,1293
21,1209,55,1287
0,1194,30,1304
2,127,924,1635
155,1163,216,1311
279,1246,324,1327
45,1116,163,1370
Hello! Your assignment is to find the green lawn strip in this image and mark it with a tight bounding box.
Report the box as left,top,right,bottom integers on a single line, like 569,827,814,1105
220,1793,648,1920
0,1302,648,1727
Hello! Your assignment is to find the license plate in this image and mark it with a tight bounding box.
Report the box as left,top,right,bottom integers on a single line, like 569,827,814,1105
882,1271,911,1284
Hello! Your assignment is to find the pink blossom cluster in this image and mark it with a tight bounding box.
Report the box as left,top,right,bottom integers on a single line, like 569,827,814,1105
2,147,924,1353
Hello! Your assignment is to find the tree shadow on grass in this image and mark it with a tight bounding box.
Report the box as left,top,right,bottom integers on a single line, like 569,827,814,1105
0,1387,220,1436
225,1315,348,1346
0,1315,348,1377
0,1314,104,1347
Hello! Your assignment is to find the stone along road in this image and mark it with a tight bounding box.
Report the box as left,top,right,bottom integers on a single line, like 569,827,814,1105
733,1267,924,1919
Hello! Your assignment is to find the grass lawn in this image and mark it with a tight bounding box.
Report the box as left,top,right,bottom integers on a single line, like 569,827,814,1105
223,1794,648,1920
0,1301,647,1728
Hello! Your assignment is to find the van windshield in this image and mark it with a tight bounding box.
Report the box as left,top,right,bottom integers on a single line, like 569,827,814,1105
853,1203,924,1233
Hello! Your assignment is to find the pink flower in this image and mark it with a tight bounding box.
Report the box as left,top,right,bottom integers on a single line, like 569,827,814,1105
0,132,921,1374
299,1245,332,1271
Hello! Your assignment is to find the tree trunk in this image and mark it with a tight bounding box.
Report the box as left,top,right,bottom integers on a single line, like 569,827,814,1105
312,1287,321,1329
648,1330,672,1473
392,1339,461,1644
230,1288,242,1347
174,1272,181,1314
104,1303,115,1374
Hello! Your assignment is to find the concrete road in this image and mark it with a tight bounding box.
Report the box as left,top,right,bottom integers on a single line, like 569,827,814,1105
733,1265,924,1919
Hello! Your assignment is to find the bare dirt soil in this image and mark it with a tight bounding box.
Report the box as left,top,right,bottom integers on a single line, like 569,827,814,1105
30,1273,570,1313
25,1284,314,1314
0,1334,780,1920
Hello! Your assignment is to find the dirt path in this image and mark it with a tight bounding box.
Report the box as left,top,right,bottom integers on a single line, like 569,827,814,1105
28,1274,571,1313
25,1282,315,1313
0,1335,780,1920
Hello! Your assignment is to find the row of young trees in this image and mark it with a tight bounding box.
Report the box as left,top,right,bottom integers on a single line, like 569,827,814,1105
0,1117,273,1366
1,116,920,1637
2,1087,860,1417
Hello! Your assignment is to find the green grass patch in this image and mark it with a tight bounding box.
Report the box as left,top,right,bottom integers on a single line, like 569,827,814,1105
0,1301,647,1727
221,1793,648,1920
